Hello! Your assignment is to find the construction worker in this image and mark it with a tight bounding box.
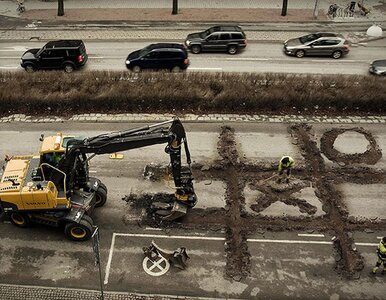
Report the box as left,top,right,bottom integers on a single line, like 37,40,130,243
44,152,63,167
371,237,386,275
277,156,295,184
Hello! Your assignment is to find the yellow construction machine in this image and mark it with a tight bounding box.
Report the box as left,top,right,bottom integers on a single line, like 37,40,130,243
0,119,197,241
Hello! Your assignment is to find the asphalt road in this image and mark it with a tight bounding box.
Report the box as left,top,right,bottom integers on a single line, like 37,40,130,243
0,40,385,74
0,121,385,299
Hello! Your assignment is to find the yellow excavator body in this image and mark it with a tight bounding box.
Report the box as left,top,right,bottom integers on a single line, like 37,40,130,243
0,155,69,211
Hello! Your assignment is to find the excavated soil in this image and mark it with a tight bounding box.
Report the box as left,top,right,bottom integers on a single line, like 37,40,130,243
124,124,386,279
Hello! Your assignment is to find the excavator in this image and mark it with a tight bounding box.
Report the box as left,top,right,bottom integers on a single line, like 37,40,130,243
0,118,197,241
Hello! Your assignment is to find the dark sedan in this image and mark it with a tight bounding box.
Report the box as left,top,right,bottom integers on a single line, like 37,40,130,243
284,32,350,59
369,60,386,76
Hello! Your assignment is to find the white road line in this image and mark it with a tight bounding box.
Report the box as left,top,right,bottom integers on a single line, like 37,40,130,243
225,58,269,61
115,233,225,240
0,66,18,69
89,170,97,173
189,67,223,71
221,57,369,63
247,238,332,245
356,242,379,246
0,57,20,59
298,233,325,238
145,227,163,231
104,232,116,285
377,236,384,239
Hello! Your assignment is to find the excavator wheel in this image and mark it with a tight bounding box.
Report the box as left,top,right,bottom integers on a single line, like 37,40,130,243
10,212,31,228
95,186,107,207
98,182,108,193
64,217,93,241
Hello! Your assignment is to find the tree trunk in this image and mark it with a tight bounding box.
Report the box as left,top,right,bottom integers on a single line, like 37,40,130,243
58,0,64,16
172,0,178,15
281,0,288,16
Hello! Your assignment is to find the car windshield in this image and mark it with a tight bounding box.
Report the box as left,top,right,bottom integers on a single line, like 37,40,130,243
299,34,319,44
202,27,216,38
36,46,46,57
139,45,152,57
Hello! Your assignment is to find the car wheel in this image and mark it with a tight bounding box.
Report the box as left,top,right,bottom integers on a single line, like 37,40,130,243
25,64,36,73
227,45,238,55
10,212,31,228
295,50,305,58
132,65,141,73
63,64,74,73
332,50,342,59
171,66,181,73
191,45,201,54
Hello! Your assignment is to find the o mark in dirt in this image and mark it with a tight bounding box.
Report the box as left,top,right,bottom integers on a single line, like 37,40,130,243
320,127,382,165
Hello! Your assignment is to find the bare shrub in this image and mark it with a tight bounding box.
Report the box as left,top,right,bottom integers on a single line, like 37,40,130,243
0,71,385,116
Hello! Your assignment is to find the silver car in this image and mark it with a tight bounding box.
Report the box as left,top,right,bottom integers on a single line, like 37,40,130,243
284,32,350,59
369,60,386,76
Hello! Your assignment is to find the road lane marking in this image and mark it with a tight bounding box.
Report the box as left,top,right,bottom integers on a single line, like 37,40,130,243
0,46,29,51
356,242,380,246
247,238,332,245
145,227,163,231
104,232,116,285
221,57,369,63
0,57,20,59
0,66,18,69
189,67,223,71
115,233,226,240
298,233,325,238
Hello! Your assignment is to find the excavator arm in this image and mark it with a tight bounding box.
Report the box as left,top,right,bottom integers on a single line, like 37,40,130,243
49,118,196,220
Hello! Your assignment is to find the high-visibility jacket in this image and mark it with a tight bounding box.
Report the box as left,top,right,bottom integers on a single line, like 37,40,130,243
278,156,295,172
377,240,386,260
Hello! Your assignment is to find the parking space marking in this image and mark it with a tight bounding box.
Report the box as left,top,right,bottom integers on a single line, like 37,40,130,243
297,233,325,238
103,232,379,285
247,238,332,245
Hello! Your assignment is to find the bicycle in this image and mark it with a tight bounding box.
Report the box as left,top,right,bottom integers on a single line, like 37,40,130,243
16,0,25,15
327,4,338,18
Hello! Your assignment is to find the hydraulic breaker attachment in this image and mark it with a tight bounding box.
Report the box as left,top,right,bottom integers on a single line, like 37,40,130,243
143,241,189,270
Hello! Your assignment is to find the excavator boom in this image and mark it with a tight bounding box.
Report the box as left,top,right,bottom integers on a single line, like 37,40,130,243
52,118,196,220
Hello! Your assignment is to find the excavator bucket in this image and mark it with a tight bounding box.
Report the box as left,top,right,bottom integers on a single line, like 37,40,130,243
153,201,188,221
169,248,189,270
143,241,190,270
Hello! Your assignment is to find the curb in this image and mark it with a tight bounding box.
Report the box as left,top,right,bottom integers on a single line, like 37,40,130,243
1,114,385,124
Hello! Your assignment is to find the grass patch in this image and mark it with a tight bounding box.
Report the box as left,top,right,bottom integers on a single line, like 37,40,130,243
0,71,385,116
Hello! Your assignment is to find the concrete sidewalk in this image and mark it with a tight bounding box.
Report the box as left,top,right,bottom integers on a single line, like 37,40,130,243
0,0,385,23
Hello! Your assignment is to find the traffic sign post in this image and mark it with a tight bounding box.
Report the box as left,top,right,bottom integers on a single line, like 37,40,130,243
92,226,104,300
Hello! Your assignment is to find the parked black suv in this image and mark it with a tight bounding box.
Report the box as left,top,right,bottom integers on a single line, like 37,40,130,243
125,43,189,72
185,26,247,55
20,40,88,73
